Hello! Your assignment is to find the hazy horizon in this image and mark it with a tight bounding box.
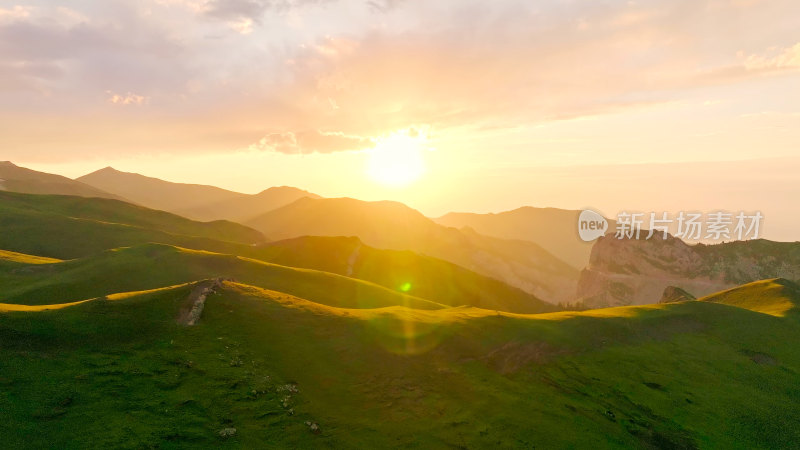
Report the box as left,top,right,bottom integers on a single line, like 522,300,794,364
16,154,800,243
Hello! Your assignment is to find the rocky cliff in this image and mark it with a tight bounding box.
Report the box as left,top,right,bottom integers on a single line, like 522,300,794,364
577,234,800,308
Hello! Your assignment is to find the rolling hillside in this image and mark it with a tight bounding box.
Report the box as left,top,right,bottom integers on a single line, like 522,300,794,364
247,197,579,303
0,242,554,313
2,183,799,448
1,278,799,448
255,236,555,313
699,277,800,318
0,192,552,312
0,244,443,310
0,191,264,259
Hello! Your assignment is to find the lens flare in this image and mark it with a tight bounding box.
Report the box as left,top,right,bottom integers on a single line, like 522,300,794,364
366,311,444,356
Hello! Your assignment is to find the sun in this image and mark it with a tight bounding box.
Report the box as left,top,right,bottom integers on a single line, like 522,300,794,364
366,131,427,187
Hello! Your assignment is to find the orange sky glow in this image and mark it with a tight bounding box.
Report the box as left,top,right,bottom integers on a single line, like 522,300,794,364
2,0,799,240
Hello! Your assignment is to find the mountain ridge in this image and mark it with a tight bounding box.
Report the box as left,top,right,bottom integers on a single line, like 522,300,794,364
0,161,124,200
247,197,580,303
77,166,318,222
435,206,616,269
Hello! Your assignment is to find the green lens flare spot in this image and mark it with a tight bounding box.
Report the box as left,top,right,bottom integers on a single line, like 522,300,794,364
399,282,412,292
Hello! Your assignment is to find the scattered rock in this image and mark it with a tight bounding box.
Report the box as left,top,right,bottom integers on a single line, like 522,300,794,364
276,383,298,393
305,421,321,434
218,427,237,438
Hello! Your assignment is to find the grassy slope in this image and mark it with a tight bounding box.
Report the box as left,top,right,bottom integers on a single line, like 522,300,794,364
245,197,579,303
0,191,264,253
0,192,552,313
0,243,442,310
698,277,800,318
0,205,251,260
1,281,799,448
255,236,555,313
0,249,62,265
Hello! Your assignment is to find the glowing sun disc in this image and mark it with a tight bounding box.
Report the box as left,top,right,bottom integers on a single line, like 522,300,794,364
367,132,426,187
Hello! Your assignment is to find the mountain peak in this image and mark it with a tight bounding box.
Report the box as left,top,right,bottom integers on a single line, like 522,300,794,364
88,166,122,176
256,185,313,196
0,161,18,167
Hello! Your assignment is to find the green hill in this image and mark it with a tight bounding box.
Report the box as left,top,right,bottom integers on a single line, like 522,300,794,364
255,236,555,313
0,243,442,310
0,192,554,313
246,197,579,304
0,191,264,258
698,277,800,318
1,279,799,448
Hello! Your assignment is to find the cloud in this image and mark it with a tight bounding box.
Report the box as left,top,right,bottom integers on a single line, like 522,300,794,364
367,0,406,13
204,0,268,21
0,6,32,22
273,0,800,135
250,130,375,154
203,0,332,27
107,91,148,105
1,0,799,161
742,42,800,71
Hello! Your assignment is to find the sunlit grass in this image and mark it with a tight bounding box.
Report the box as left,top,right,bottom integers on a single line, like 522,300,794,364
0,249,63,264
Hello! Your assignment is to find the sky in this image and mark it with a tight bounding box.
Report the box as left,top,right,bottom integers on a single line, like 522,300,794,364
1,0,799,239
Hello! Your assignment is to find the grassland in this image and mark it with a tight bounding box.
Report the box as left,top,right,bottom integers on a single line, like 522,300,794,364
698,278,800,318
0,192,552,313
0,244,443,310
1,279,799,448
2,191,799,448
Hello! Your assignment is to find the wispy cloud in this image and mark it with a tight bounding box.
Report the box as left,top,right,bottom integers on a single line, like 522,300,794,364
107,91,148,105
0,0,798,160
250,130,374,154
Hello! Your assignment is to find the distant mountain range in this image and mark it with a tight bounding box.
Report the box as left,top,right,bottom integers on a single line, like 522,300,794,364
1,162,581,303
0,189,552,313
77,166,318,222
0,161,122,200
246,197,579,303
435,207,616,269
5,161,800,308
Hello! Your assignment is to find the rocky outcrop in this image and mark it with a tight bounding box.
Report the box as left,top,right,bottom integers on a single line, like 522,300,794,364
178,278,232,325
577,235,800,308
659,286,696,304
